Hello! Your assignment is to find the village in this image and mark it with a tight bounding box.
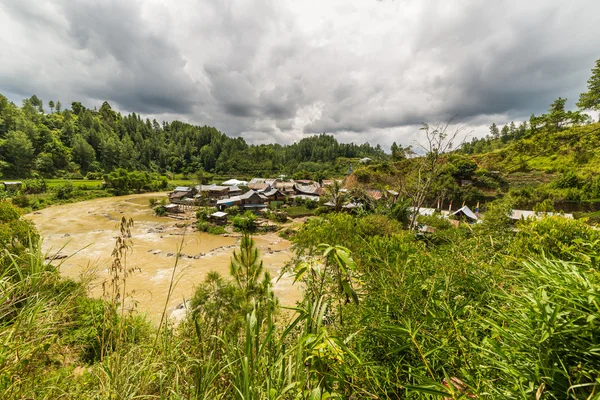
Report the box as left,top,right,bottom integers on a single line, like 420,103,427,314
158,175,575,234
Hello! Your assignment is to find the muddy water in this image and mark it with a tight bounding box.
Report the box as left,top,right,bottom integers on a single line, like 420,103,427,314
26,193,301,323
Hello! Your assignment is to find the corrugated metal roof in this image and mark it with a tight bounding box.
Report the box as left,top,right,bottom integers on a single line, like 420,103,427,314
452,206,478,220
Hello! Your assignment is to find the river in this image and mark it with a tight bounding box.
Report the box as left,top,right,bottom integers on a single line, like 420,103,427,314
26,193,301,323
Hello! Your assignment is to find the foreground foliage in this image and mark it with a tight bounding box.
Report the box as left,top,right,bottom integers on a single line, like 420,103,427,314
1,199,599,398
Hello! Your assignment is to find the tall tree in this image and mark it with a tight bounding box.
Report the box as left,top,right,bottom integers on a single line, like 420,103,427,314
577,58,600,119
48,100,55,113
229,234,265,299
0,130,35,177
71,134,96,173
489,123,500,138
55,100,62,113
399,121,465,231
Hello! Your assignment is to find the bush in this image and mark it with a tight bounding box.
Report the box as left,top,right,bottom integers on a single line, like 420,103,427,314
11,194,30,209
207,225,226,235
155,205,167,216
513,216,600,261
55,181,75,200
357,214,403,236
197,220,210,232
23,178,47,194
85,171,104,180
416,214,452,230
232,211,257,232
227,205,240,216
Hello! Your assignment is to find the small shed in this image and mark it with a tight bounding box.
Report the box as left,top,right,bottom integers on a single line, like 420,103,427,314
2,181,22,192
164,204,182,213
209,211,229,225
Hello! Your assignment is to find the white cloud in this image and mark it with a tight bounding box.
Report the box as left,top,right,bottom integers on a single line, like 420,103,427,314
0,0,598,150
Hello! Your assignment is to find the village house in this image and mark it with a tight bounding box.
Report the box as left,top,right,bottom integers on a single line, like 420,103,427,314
275,181,295,195
293,182,323,196
2,181,22,192
221,178,248,186
195,184,231,204
509,209,574,221
248,178,269,191
209,211,228,225
261,187,286,202
216,189,268,211
228,185,242,197
239,190,268,210
169,186,195,202
164,203,182,213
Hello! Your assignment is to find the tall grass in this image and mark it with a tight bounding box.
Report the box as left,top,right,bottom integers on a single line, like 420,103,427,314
1,209,599,399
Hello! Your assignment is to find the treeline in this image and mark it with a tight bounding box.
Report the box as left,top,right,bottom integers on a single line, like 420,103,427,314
460,97,593,155
0,94,385,179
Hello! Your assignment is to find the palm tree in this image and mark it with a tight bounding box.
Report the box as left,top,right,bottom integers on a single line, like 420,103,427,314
323,180,348,212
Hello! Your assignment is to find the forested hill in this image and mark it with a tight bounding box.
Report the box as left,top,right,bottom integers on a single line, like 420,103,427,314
0,94,385,179
456,98,600,208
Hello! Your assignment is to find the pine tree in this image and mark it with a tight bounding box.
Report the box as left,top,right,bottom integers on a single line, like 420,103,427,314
230,234,265,298
577,58,600,118
489,123,500,138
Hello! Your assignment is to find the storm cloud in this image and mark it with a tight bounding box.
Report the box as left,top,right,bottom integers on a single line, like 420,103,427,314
0,0,598,148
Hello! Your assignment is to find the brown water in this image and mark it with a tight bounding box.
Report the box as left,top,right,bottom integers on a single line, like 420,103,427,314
26,193,301,323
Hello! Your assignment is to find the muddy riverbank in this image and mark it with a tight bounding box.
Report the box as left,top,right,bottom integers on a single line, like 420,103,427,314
26,192,301,323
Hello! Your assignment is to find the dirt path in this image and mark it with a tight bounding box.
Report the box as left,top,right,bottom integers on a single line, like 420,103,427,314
26,193,301,323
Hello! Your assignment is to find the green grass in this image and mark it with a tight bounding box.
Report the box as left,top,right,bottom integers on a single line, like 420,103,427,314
44,179,105,189
285,205,314,218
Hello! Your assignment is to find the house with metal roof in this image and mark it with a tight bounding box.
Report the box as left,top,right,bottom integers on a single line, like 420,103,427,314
222,178,248,186
509,209,574,221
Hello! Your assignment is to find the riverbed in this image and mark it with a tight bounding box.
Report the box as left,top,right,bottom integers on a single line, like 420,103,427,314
26,193,301,323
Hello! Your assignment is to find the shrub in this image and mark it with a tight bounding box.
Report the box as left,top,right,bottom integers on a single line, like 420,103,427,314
11,194,30,209
55,181,75,200
357,214,403,237
155,205,167,216
513,216,600,261
207,225,226,235
197,220,210,232
23,178,47,194
232,211,257,232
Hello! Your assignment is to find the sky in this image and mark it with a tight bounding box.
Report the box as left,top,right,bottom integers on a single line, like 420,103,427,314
0,0,598,150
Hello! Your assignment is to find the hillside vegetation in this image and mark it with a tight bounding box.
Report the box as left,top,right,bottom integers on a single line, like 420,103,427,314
0,94,383,180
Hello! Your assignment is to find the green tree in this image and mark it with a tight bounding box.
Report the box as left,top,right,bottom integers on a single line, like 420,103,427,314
323,179,348,212
0,130,35,177
55,100,62,113
71,101,84,115
489,122,499,138
229,234,266,299
71,135,96,173
577,58,600,118
48,100,55,113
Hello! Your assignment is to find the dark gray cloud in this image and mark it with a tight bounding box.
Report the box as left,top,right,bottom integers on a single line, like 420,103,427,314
0,0,598,149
